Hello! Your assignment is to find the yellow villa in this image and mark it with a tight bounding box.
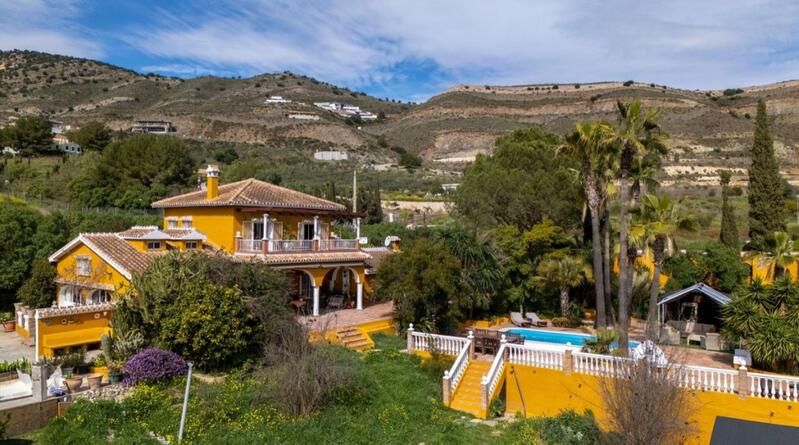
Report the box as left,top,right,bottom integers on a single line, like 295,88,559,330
16,165,384,358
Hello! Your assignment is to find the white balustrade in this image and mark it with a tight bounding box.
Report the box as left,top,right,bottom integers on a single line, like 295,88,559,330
482,342,507,404
749,372,799,401
447,339,472,393
410,332,468,355
676,365,738,394
269,240,314,253
573,351,631,377
507,343,564,370
238,239,263,252
318,239,359,251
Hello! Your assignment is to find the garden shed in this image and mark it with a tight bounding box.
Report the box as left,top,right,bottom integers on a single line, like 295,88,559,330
657,283,731,331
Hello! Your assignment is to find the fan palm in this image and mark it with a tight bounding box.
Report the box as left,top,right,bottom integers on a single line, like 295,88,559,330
631,194,696,340
613,101,668,353
559,122,616,327
745,231,796,280
536,255,593,317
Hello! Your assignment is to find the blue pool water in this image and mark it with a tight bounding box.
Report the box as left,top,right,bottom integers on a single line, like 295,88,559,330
506,328,639,349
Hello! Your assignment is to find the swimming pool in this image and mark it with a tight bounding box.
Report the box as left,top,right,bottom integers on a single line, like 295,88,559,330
505,328,639,349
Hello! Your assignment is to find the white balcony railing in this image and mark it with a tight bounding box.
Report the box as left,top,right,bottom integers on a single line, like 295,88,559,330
410,331,469,355
236,238,361,254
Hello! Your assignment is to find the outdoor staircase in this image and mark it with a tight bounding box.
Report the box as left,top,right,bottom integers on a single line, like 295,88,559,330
449,360,492,418
336,326,373,351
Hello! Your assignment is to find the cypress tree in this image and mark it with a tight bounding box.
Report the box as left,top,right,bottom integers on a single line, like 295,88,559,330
747,100,784,247
719,170,739,248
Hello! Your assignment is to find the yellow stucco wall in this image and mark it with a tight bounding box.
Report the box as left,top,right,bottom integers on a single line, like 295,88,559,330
55,244,130,302
504,365,799,445
747,257,799,284
37,309,112,357
164,207,239,252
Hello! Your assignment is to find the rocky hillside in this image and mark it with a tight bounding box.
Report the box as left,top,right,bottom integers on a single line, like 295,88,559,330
375,81,799,187
2,50,799,187
0,50,410,154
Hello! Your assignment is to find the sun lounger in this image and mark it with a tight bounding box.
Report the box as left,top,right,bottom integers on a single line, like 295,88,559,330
525,312,548,327
510,312,531,327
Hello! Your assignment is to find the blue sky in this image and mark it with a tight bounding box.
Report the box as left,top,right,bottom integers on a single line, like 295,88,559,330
3,0,799,102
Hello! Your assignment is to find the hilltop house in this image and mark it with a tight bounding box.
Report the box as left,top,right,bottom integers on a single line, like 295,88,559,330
130,120,175,134
16,165,378,358
265,95,291,104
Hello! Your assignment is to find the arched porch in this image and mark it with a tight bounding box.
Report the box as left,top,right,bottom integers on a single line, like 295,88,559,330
289,265,368,316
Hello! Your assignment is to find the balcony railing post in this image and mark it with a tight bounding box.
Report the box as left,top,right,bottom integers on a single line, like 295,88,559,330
737,366,749,400
563,349,574,375
406,323,415,352
467,330,475,359
313,239,319,251
442,371,452,405
261,238,269,254
235,232,242,252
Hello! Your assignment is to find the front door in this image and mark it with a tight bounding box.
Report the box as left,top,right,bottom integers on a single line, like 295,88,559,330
301,222,315,240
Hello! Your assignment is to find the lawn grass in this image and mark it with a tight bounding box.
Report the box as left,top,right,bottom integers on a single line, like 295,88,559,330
25,340,603,444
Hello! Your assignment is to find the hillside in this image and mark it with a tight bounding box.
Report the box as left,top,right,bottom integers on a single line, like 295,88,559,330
3,50,799,188
374,81,799,187
0,50,410,155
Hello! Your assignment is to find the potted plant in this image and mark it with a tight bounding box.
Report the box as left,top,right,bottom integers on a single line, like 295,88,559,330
1,312,15,333
64,371,83,393
108,361,123,384
86,373,103,390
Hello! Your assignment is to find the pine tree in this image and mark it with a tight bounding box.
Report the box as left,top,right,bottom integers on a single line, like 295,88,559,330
747,100,785,248
719,170,739,249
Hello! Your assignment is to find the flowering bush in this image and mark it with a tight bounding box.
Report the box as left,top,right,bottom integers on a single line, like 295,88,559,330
122,347,187,386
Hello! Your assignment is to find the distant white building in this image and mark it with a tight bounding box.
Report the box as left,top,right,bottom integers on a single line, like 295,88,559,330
314,151,349,161
51,121,71,134
265,95,291,104
131,120,175,134
54,142,82,155
358,111,378,121
441,183,460,191
314,102,344,111
288,114,321,121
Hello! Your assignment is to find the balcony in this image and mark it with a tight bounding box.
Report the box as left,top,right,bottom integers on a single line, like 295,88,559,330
236,238,360,254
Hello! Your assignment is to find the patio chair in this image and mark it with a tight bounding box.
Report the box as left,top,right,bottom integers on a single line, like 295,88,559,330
525,312,548,327
510,312,531,327
702,333,722,351
327,296,344,310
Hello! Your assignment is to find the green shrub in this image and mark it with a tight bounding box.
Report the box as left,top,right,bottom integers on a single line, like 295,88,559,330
550,316,582,328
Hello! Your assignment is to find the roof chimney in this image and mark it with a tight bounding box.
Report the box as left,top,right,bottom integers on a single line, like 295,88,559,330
206,164,220,200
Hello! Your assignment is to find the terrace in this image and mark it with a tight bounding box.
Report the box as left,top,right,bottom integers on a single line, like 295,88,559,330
235,238,360,254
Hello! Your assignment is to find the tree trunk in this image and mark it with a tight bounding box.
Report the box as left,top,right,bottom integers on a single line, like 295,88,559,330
560,286,570,317
583,166,607,328
590,209,607,328
602,207,614,323
617,148,633,354
645,236,666,341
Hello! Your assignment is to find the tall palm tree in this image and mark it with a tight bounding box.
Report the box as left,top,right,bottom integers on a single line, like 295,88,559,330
746,231,796,280
613,101,668,353
631,194,696,340
536,255,593,317
559,122,616,327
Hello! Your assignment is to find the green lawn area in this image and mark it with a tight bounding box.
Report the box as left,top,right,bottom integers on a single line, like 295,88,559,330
24,336,602,445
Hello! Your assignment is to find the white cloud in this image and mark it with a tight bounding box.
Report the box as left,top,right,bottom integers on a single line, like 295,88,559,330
0,0,103,58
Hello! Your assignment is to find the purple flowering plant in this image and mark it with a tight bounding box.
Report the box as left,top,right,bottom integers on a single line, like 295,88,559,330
122,347,188,386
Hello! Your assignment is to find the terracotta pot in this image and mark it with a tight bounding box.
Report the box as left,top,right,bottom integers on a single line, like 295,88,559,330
65,377,83,393
87,374,102,390
2,321,15,333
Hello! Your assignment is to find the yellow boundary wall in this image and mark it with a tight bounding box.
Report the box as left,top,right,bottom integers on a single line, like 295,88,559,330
504,364,799,445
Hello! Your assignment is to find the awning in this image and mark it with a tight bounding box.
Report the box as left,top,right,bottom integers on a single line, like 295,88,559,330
658,283,731,307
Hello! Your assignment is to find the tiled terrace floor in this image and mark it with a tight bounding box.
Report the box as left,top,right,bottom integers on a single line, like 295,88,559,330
298,301,394,332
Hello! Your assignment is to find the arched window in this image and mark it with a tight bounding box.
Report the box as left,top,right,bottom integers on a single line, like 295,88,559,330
59,286,80,307
88,289,110,305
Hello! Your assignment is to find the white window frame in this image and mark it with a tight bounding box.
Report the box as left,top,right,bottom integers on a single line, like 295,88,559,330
76,256,91,277
88,289,110,305
147,241,161,250
59,286,80,307
167,217,178,229
185,241,198,250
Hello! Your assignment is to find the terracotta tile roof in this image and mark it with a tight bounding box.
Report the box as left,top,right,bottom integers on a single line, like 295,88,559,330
163,228,207,240
81,233,158,278
151,178,347,212
362,247,394,270
118,226,170,240
238,251,372,266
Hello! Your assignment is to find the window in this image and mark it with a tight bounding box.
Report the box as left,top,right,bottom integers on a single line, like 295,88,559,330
59,286,79,307
167,218,178,229
88,289,110,305
181,217,192,228
147,241,161,250
185,241,198,250
253,219,264,240
301,222,315,240
76,256,91,276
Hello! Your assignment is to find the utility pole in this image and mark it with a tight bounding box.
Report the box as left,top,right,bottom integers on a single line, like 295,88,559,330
178,362,194,442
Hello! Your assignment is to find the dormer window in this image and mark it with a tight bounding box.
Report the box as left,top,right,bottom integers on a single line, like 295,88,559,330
76,256,91,276
182,217,192,228
167,218,178,229
147,241,162,250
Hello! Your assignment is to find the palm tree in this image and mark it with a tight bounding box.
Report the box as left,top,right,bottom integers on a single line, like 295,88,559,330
537,255,593,317
559,122,616,327
613,100,668,353
631,194,696,340
746,231,796,280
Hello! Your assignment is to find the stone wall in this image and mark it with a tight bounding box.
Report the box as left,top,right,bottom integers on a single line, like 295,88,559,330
0,398,58,437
